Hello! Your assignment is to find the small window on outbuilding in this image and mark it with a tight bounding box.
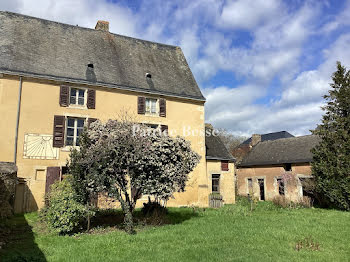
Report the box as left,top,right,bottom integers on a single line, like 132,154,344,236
277,178,285,195
284,163,292,171
221,160,229,171
212,174,220,193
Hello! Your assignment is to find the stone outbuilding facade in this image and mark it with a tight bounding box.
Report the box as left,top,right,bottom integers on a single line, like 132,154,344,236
205,128,236,206
236,134,320,202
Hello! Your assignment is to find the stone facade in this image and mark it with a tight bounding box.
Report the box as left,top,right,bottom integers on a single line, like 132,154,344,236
206,160,235,205
236,163,312,201
0,75,207,212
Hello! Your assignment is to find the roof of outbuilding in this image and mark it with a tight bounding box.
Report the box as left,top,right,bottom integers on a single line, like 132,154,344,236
0,162,17,174
239,135,320,167
0,11,205,101
205,129,235,162
241,131,294,145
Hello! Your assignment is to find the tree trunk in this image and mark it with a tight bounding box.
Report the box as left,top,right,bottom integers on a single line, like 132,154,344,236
123,208,135,234
86,203,91,232
119,192,135,234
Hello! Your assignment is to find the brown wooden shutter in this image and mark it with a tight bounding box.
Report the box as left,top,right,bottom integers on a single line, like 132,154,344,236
87,89,96,109
159,98,166,117
138,96,145,114
88,118,98,128
45,166,61,194
221,160,229,171
59,85,69,107
53,115,65,148
160,125,168,135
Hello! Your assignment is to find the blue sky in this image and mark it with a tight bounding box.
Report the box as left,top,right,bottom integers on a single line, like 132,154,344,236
1,0,350,136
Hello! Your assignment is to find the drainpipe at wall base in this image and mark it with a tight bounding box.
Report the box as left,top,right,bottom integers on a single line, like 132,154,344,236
14,76,23,164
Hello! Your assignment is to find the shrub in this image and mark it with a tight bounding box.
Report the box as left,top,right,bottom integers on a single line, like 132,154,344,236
272,195,313,209
140,200,168,226
141,200,167,216
272,195,291,208
299,196,312,208
40,177,93,234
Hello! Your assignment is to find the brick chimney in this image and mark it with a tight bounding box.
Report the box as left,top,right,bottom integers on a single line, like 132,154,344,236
251,134,261,147
95,20,109,32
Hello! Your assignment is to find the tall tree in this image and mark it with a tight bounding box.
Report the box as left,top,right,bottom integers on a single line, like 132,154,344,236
311,62,350,210
205,124,247,152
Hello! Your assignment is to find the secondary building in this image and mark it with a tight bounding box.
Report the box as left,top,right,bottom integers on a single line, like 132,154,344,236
205,127,236,206
236,134,319,202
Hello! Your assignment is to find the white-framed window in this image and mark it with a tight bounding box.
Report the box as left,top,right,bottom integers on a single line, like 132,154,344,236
145,98,158,115
69,87,86,106
66,117,85,146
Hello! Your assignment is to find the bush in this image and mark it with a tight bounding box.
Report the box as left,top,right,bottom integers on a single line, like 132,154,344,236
299,196,313,208
141,200,167,216
272,195,312,209
40,177,93,234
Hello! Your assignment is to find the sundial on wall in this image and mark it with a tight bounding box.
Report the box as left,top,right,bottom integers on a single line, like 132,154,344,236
23,134,59,160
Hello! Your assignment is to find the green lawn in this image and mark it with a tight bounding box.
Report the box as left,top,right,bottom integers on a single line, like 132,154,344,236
1,200,349,262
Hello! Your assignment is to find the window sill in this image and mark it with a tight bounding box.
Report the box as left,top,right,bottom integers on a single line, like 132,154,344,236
67,105,88,110
61,146,80,152
144,113,159,117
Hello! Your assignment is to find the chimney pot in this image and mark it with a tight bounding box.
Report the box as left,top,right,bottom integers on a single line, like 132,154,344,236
251,134,261,147
95,20,109,32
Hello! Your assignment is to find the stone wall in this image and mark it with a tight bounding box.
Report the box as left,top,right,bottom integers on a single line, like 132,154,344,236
236,163,312,202
206,160,235,205
0,162,17,218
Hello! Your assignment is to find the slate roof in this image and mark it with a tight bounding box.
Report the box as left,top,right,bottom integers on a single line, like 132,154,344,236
206,129,235,162
241,131,294,145
0,162,17,174
0,11,205,101
239,135,320,167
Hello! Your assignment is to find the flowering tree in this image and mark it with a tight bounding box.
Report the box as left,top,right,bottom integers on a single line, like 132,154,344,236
69,119,200,233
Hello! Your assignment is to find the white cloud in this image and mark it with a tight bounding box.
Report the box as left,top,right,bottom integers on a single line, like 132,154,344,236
322,0,350,33
205,32,350,136
218,0,282,30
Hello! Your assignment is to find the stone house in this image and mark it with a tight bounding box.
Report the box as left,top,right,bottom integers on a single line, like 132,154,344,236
236,134,320,202
0,11,234,212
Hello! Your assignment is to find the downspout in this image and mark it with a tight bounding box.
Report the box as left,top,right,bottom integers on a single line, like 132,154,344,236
14,76,23,164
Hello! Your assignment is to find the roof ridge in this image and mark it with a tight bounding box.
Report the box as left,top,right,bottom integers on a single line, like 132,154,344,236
0,10,179,49
257,134,316,145
261,130,290,135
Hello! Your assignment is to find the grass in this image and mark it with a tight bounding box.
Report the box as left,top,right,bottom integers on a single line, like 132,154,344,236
1,199,349,262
